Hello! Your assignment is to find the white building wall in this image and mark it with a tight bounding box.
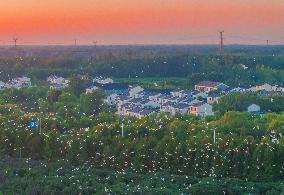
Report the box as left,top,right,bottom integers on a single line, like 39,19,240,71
197,104,214,117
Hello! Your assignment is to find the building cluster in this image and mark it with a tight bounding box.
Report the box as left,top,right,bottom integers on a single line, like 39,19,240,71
195,81,284,94
0,77,31,90
93,76,114,85
86,79,284,118
0,74,283,119
47,75,70,89
46,75,114,90
247,83,284,94
87,80,231,118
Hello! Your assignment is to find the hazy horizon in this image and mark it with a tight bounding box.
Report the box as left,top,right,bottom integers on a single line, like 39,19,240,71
2,43,284,47
1,0,284,45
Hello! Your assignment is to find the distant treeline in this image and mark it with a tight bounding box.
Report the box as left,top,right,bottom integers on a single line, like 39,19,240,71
0,45,284,86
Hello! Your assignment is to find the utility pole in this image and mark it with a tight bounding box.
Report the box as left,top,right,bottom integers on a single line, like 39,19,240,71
39,116,42,134
13,38,18,49
121,123,124,137
37,116,42,134
75,39,77,46
219,31,224,51
266,40,269,46
213,128,216,145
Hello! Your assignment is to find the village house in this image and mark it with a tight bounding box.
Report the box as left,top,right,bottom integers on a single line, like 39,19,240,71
271,84,279,91
247,104,261,113
93,77,114,84
0,81,5,90
47,75,69,89
6,77,32,89
160,102,174,113
192,91,208,100
97,83,129,106
161,102,191,116
247,86,258,92
104,93,118,105
157,94,172,104
277,85,284,92
86,86,99,93
126,107,143,118
195,81,229,92
143,100,161,109
229,87,246,93
170,89,190,98
93,83,129,96
239,64,249,70
128,98,143,106
141,99,160,109
116,95,130,108
256,83,273,91
123,105,156,118
124,106,156,119
132,91,145,99
190,102,214,117
258,90,284,97
172,103,191,115
148,92,162,102
129,86,144,97
139,109,156,118
207,94,220,104
118,103,132,115
187,98,201,106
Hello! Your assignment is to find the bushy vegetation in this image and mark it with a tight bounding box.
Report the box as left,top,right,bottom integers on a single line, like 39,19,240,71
214,93,284,115
0,86,284,194
0,156,283,194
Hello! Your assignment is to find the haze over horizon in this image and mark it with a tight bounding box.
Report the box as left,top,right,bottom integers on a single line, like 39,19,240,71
0,0,284,45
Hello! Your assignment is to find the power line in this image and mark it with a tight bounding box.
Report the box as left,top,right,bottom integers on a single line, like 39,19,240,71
225,33,284,45
0,33,282,46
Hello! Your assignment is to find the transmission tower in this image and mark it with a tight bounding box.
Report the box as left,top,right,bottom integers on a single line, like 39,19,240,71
13,38,18,49
219,31,224,51
93,41,97,48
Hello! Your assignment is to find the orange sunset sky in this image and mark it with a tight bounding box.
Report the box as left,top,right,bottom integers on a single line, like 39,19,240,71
0,0,283,45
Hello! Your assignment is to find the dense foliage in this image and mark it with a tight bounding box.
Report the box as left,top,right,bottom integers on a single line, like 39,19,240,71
1,45,284,88
1,156,283,194
0,87,283,190
214,93,284,115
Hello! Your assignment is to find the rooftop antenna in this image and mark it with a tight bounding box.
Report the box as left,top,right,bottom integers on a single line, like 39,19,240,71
218,31,224,51
13,38,18,49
